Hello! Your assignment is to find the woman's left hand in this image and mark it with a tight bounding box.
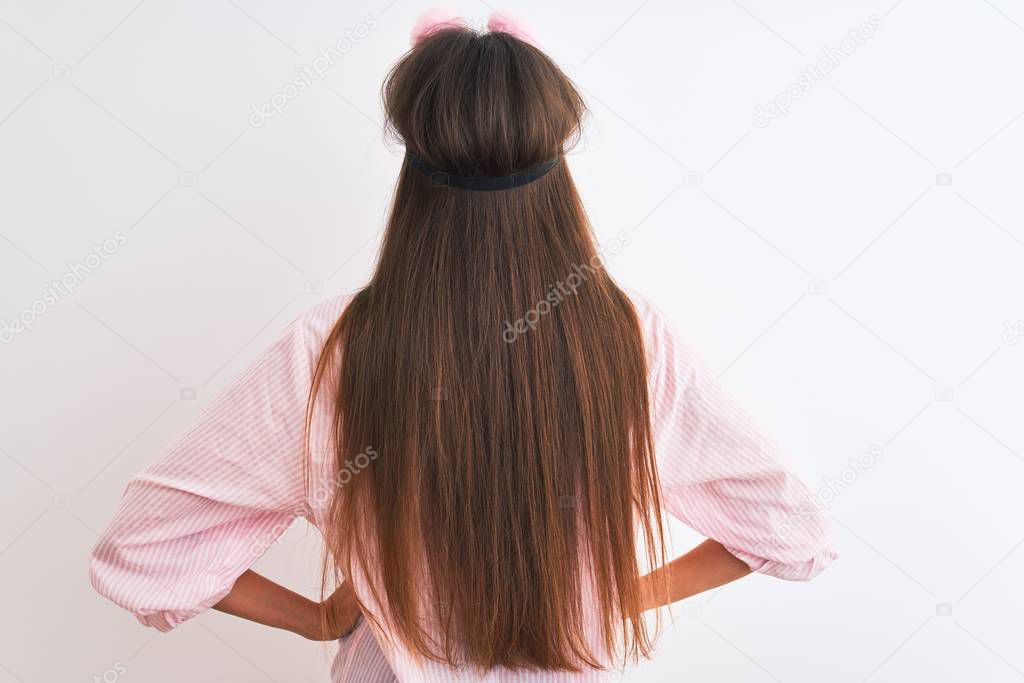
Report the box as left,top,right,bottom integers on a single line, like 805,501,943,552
311,581,363,641
213,570,364,642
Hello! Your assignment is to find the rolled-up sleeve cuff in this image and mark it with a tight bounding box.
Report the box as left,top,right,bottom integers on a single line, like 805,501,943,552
726,545,839,582
131,579,239,633
91,548,243,634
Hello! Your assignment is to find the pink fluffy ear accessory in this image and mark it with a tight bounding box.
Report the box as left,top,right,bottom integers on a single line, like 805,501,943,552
410,7,465,46
486,10,538,46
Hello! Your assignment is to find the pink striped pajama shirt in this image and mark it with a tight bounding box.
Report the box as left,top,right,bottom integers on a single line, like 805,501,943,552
90,290,837,682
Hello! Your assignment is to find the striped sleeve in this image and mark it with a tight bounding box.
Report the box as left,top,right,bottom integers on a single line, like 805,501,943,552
89,311,323,631
637,296,837,580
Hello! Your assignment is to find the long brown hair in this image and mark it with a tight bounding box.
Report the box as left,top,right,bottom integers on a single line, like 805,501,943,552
309,26,666,672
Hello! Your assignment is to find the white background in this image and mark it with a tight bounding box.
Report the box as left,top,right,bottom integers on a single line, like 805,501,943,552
2,1,1023,681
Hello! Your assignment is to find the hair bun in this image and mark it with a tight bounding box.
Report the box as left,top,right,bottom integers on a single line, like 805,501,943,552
410,7,465,46
486,11,538,46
